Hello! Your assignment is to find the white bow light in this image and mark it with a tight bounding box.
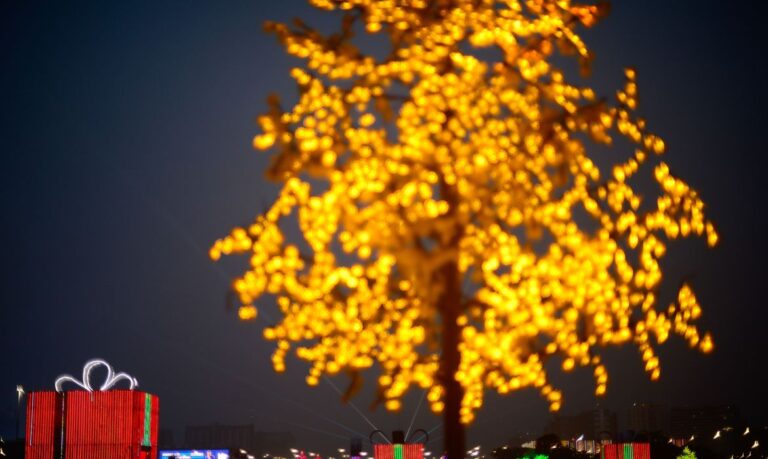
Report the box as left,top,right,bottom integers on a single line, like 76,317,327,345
54,359,138,392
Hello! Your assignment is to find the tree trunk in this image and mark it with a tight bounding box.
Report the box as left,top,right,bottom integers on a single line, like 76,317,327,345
439,260,465,459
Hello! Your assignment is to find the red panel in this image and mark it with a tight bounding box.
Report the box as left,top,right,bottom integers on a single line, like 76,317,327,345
375,444,394,459
25,391,59,459
404,444,424,459
150,394,160,458
601,443,650,459
632,443,650,459
601,444,618,459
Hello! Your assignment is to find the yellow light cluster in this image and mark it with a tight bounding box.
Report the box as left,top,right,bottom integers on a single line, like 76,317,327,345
212,0,717,424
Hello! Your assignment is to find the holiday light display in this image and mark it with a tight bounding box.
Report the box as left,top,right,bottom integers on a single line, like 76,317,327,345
374,443,424,459
211,1,718,457
160,450,231,459
54,358,139,392
26,359,159,459
601,443,650,459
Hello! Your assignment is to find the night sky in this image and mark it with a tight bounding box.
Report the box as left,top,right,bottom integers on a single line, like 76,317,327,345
2,0,768,454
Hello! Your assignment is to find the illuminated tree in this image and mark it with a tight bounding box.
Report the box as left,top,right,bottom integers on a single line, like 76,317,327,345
210,1,718,457
677,446,697,459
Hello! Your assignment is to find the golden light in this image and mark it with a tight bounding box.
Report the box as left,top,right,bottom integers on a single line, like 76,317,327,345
212,0,717,427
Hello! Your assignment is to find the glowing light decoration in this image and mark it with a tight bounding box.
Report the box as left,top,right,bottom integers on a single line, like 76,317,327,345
374,444,423,459
601,443,650,459
211,1,718,458
25,389,159,459
54,359,138,392
160,450,230,459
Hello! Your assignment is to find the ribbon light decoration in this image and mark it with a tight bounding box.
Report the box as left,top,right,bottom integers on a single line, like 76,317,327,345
54,359,139,392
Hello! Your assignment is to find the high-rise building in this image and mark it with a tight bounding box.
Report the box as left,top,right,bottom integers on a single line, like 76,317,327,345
594,407,618,440
669,405,741,438
545,407,617,440
506,431,538,449
159,429,176,449
627,402,670,434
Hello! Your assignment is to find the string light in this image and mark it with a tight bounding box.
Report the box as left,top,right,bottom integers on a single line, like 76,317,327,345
55,359,139,392
212,0,717,425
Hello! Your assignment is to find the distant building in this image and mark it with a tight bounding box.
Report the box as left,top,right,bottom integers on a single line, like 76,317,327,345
594,407,618,440
506,431,538,449
546,412,588,439
159,428,177,449
545,407,617,440
669,405,741,438
628,402,670,434
184,424,294,457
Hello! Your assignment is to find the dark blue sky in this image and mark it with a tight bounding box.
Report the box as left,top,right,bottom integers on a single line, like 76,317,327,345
2,0,768,454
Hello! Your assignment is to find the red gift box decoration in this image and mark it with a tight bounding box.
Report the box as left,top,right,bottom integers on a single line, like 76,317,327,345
25,359,159,459
374,443,424,459
600,443,651,459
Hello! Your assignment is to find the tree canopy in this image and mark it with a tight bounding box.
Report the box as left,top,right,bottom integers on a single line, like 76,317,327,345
211,0,717,435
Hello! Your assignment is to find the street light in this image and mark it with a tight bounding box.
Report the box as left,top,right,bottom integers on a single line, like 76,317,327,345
15,385,25,441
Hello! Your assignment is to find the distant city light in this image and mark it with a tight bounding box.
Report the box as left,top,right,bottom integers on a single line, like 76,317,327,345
160,451,229,459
